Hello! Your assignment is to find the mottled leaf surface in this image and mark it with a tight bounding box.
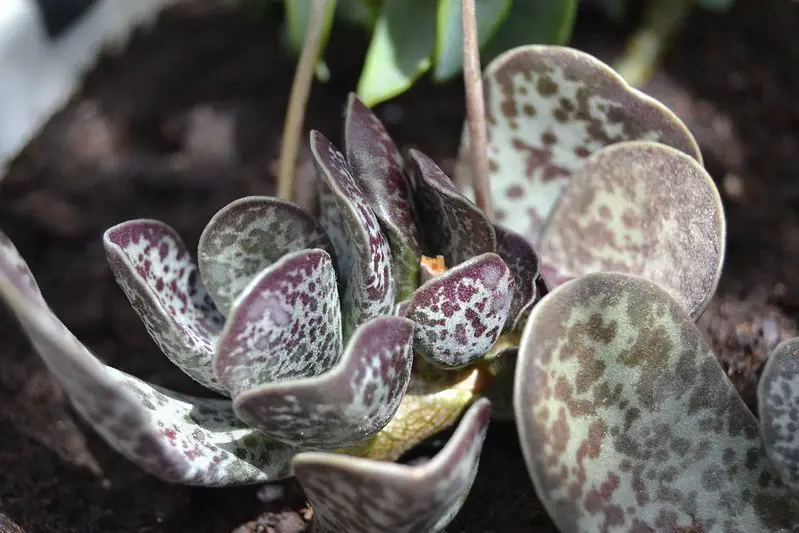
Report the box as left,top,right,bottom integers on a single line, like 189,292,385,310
198,196,334,316
515,272,799,532
104,220,226,395
494,224,541,331
539,141,725,318
409,149,496,266
458,45,701,244
405,253,513,368
759,337,799,496
294,398,491,533
0,231,295,486
344,95,420,301
214,249,342,397
234,316,413,450
311,131,395,338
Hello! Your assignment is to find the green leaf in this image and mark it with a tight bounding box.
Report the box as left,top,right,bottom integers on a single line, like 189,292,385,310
482,0,577,62
432,0,512,82
356,0,437,107
336,0,380,29
284,0,338,80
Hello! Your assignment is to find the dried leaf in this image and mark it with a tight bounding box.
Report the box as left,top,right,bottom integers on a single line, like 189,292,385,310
103,220,226,395
515,272,799,531
198,196,335,316
214,249,342,397
538,141,725,318
233,316,414,450
294,398,491,533
405,253,513,368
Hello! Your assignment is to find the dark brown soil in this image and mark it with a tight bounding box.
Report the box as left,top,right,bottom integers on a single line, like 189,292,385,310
0,0,797,531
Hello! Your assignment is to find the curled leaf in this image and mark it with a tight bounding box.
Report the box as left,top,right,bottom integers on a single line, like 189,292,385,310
311,130,395,338
494,223,541,331
458,45,701,243
344,94,421,301
759,337,799,496
198,196,335,316
0,231,295,486
214,249,342,397
103,220,226,395
233,316,414,450
405,253,514,368
294,398,491,533
408,149,496,266
515,272,799,531
538,141,725,318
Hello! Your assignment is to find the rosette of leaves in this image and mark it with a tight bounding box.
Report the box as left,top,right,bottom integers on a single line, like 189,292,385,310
514,271,799,531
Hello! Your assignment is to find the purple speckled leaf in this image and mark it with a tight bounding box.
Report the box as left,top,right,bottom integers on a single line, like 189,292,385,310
408,149,497,266
344,94,421,301
311,131,395,338
213,249,342,397
197,196,335,316
104,220,226,395
293,398,491,533
404,253,513,368
538,141,725,319
457,45,701,244
494,224,541,332
759,337,799,496
515,272,799,531
233,316,413,450
0,230,296,486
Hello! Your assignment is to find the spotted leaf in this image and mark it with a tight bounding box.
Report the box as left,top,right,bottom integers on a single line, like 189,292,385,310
213,249,342,397
103,220,226,395
408,149,496,266
294,398,491,533
197,196,335,316
233,316,413,450
759,337,799,496
457,45,701,243
494,224,541,332
0,231,295,486
515,272,799,532
404,252,514,368
344,94,421,301
539,141,725,318
311,130,395,339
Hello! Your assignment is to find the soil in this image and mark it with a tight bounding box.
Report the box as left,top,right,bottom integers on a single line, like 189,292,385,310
0,0,798,531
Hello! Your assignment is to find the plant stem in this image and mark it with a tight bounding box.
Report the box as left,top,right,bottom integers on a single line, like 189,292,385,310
277,0,329,201
613,0,692,88
460,0,494,220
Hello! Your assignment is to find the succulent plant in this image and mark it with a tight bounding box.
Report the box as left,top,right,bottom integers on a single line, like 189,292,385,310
0,44,738,532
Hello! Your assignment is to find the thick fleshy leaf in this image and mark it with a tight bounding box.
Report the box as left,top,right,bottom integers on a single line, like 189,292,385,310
344,94,420,301
759,337,799,496
515,272,799,531
0,231,295,486
104,220,226,395
494,223,541,331
345,369,482,461
408,149,496,266
539,141,725,319
214,249,342,397
233,316,413,450
294,398,491,533
405,253,513,368
311,130,395,338
197,196,335,316
457,45,702,243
